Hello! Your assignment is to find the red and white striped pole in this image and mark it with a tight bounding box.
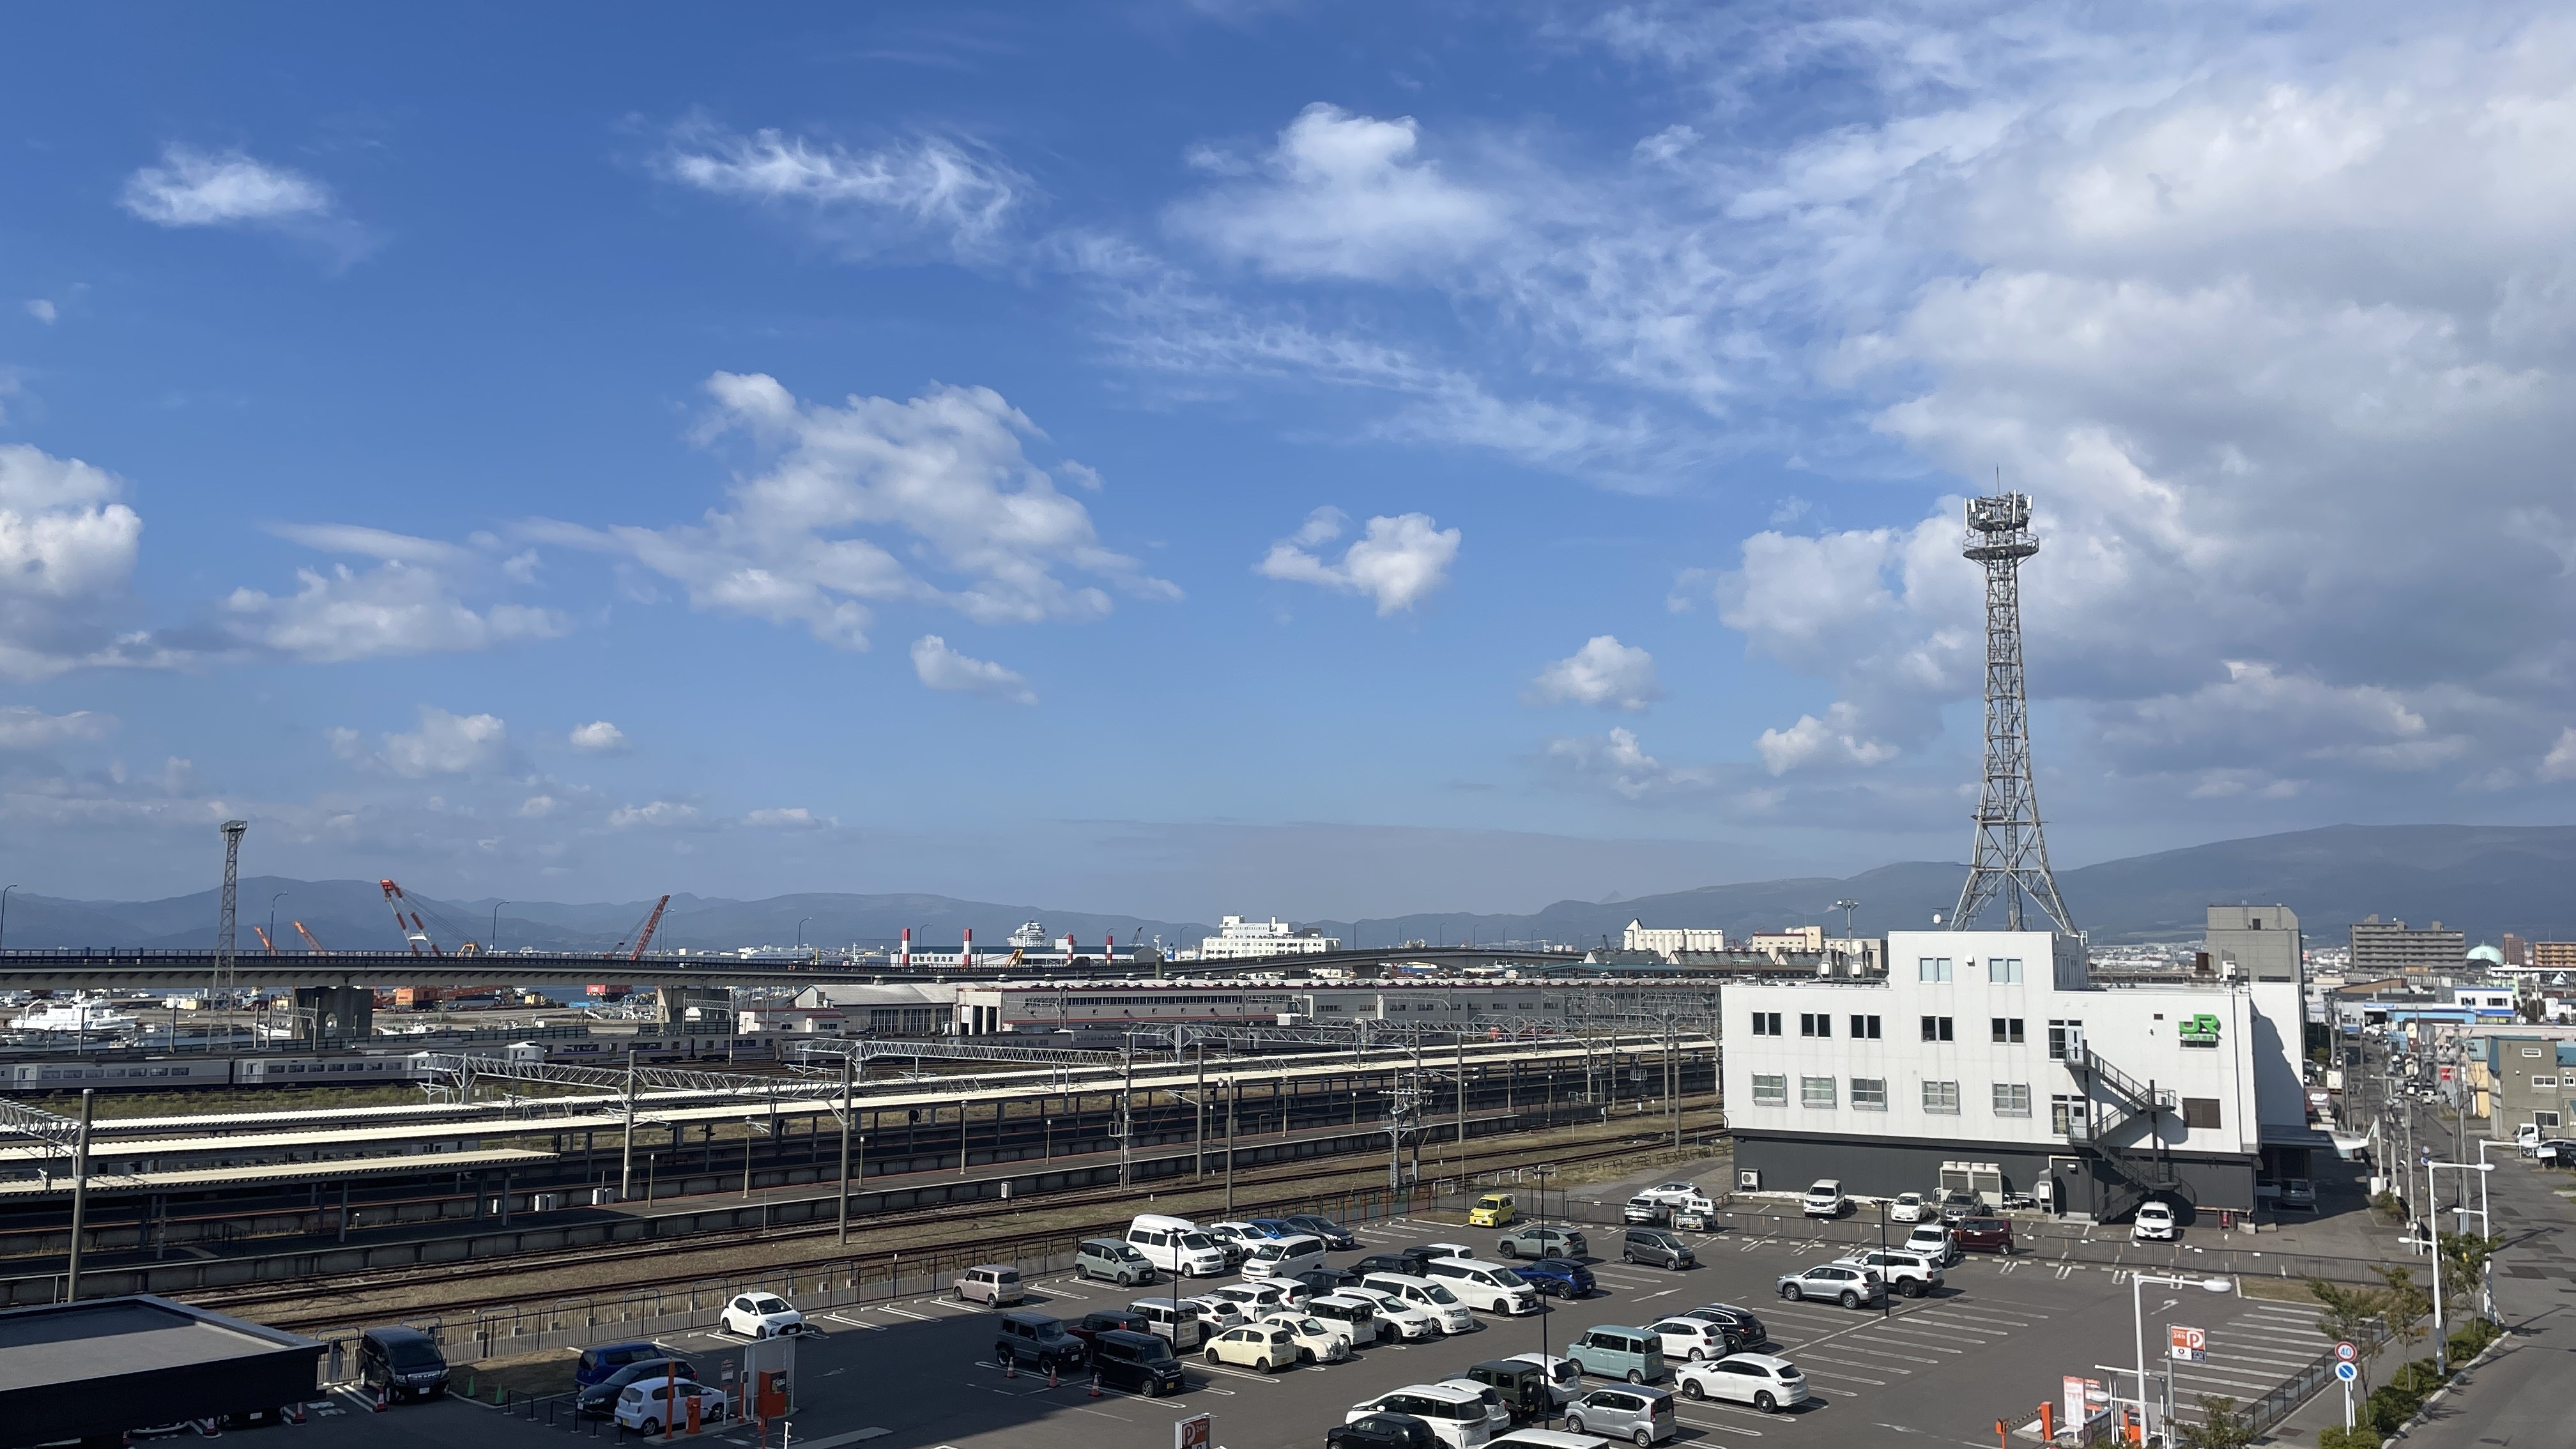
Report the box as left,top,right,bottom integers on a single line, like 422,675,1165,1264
962,926,972,968
900,927,910,968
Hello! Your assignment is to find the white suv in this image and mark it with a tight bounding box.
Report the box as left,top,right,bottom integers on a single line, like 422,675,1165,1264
2133,1202,2178,1243
1801,1180,1847,1218
1832,1249,1943,1298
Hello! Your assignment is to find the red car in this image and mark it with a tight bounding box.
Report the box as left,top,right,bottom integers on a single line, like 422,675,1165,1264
1951,1217,2016,1254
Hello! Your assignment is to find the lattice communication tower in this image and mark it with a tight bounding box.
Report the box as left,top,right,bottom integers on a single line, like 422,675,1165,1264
1951,493,2076,935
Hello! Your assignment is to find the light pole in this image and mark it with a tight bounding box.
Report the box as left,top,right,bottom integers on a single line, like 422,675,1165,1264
491,900,505,953
2133,1273,2234,1445
0,883,17,950
270,893,288,951
797,916,813,951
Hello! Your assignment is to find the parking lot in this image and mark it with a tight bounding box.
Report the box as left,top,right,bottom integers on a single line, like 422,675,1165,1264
284,1209,2344,1449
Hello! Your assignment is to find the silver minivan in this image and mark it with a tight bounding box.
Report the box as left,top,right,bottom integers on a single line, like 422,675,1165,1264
1125,1298,1208,1351
1567,1385,1677,1446
1077,1238,1159,1286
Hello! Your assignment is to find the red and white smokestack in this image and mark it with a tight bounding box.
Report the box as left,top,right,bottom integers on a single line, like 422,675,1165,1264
1105,933,1115,965
900,927,911,967
963,926,973,967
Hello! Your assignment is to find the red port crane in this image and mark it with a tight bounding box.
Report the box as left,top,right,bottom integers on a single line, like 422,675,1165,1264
251,926,279,954
380,878,443,956
293,921,327,953
607,894,671,960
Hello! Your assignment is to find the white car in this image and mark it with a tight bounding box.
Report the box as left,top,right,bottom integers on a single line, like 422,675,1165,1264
1347,1286,1441,1341
1646,1317,1734,1362
1887,1192,1929,1224
1503,1352,1585,1407
614,1379,730,1434
2133,1202,2178,1243
1259,1312,1353,1363
1349,1384,1498,1449
1675,1354,1811,1414
1203,1323,1298,1373
1205,1281,1304,1319
1203,1222,1263,1264
1636,1181,1701,1206
1801,1180,1847,1218
721,1292,803,1339
1185,1294,1248,1330
1419,1241,1479,1261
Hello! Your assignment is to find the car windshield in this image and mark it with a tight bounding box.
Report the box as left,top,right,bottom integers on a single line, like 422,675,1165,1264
1423,1285,1459,1305
387,1342,442,1370
1488,1268,1525,1286
1180,1232,1215,1249
1288,1317,1326,1334
1132,1337,1174,1361
753,1296,790,1312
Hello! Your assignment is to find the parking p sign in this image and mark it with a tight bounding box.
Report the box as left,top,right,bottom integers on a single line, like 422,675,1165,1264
2169,1326,2207,1363
1176,1413,1213,1449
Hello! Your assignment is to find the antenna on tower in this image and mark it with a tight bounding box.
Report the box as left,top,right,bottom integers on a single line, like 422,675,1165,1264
215,820,248,1000
1952,491,2076,936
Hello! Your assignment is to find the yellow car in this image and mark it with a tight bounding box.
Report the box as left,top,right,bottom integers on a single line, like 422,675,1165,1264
1467,1192,1518,1227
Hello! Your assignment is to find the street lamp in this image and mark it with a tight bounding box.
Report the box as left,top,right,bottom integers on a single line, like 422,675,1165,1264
797,916,813,951
2133,1272,2234,1445
269,893,288,951
491,900,506,954
0,884,17,951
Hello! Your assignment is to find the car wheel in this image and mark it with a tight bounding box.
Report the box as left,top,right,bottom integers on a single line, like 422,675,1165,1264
1682,1381,1705,1401
643,1421,662,1437
1076,1264,1091,1281
999,1348,1015,1368
1501,1242,1519,1258
1839,1291,1859,1308
1255,1358,1272,1374
1204,1349,1221,1363
1755,1392,1777,1413
1688,1347,1705,1361
1634,1430,1653,1447
1901,1280,1924,1298
1628,1368,1646,1385
1623,1252,1638,1265
1782,1284,1804,1301
1566,1417,1585,1434
956,1284,968,1301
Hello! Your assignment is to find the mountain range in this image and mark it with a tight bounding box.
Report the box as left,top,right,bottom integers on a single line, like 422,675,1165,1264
1,824,2566,956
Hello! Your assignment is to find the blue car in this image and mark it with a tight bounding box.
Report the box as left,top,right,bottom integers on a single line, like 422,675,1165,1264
1518,1257,1595,1298
1245,1218,1297,1239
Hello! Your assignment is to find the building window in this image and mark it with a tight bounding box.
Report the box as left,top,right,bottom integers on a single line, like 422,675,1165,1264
1920,1015,1954,1043
1800,1012,1832,1038
1992,1083,2032,1116
1751,1074,1787,1107
2182,1097,2222,1130
1991,1017,2026,1044
1800,1076,1837,1109
2050,1095,2089,1135
1850,1014,1883,1039
1851,1078,1888,1110
2538,1110,2564,1130
2524,1046,2543,1057
2534,1077,2561,1089
1922,1080,1961,1114
1750,1011,1781,1037
1917,957,1954,982
2048,1019,2083,1061
1988,957,2024,983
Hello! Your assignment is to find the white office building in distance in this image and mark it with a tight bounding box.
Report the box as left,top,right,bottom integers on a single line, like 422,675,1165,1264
1722,928,2313,1222
1623,920,1726,958
1197,915,1341,960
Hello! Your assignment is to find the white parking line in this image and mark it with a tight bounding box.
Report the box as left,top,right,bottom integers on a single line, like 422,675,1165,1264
1801,1367,1889,1386
878,1306,933,1322
1797,1352,1912,1376
1674,1411,1766,1435
1814,1342,1937,1366
824,1313,883,1331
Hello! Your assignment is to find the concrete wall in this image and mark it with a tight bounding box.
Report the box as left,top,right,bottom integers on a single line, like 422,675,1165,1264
1734,1129,2256,1223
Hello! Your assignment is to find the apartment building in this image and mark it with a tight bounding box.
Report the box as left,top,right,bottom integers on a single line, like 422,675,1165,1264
2350,917,2466,974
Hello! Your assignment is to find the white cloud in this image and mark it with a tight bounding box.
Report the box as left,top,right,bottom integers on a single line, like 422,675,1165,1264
0,707,115,749
910,634,1036,705
1257,507,1460,615
2542,728,2576,783
567,721,628,754
222,561,565,663
119,146,333,228
608,799,698,829
365,707,514,779
1528,636,1662,712
1754,702,1900,775
24,301,55,325
1544,727,1717,800
660,121,1026,260
744,806,830,829
535,372,1174,648
0,444,148,678
1169,103,1505,280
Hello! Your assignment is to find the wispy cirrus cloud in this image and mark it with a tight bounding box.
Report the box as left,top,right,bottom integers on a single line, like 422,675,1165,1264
657,118,1028,261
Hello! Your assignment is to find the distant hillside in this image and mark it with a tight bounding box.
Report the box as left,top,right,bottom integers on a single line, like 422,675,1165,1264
4,823,2570,956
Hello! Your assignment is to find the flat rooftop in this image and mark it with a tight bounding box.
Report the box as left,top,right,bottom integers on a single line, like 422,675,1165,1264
0,1295,312,1392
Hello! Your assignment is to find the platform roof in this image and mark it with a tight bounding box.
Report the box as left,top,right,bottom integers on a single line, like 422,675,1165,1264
0,1146,556,1197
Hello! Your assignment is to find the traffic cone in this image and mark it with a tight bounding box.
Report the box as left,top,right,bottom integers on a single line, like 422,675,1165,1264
1005,1356,1016,1379
373,1388,388,1414
1048,1363,1059,1390
1089,1372,1102,1400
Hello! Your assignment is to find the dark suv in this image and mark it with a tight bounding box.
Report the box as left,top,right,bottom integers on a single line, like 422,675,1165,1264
1068,1310,1153,1352
1680,1303,1767,1351
1518,1257,1596,1298
1952,1217,2016,1254
1353,1248,1442,1278
1087,1329,1186,1397
1621,1227,1696,1269
358,1326,450,1403
993,1312,1087,1370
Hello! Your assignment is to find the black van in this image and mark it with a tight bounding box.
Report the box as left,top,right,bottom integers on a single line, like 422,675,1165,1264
358,1326,452,1402
1089,1330,1186,1397
1621,1227,1696,1270
1464,1359,1551,1422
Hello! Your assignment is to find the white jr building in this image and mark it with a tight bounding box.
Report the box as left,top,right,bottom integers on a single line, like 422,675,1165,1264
1723,928,2312,1222
1197,916,1342,960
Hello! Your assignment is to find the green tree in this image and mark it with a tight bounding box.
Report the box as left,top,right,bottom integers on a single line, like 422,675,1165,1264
2175,1395,2257,1449
2308,1278,2385,1393
2436,1231,2501,1314
2373,1266,2432,1351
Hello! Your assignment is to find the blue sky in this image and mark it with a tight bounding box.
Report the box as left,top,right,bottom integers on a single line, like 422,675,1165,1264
4,3,2575,918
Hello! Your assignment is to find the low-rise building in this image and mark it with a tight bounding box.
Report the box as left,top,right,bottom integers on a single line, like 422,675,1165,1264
1747,926,1825,958
1623,920,1726,958
1722,924,2309,1222
1199,916,1341,960
2485,1033,2576,1138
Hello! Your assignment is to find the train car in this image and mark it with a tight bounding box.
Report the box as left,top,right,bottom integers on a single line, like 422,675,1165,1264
3,1057,240,1091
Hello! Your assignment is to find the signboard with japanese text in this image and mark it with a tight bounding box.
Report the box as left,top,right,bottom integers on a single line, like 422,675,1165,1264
2169,1326,2207,1362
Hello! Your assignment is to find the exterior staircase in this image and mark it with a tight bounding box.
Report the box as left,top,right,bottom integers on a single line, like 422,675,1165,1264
2063,1041,2182,1222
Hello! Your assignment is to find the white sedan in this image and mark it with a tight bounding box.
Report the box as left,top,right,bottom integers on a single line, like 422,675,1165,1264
1259,1312,1353,1363
1637,1181,1700,1205
1887,1193,1929,1224
721,1292,804,1339
1676,1354,1811,1414
1204,1281,1305,1319
1203,1323,1299,1373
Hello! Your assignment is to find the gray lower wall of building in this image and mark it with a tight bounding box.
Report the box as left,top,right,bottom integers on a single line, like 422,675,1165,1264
1733,1130,2256,1223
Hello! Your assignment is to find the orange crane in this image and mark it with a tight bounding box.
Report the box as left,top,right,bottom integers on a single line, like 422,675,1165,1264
607,894,671,960
251,926,279,954
293,921,327,952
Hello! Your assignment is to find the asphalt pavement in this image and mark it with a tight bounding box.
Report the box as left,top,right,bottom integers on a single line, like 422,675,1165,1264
274,1204,2365,1449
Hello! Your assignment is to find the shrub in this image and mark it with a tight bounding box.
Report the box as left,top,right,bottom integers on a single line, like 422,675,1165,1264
2318,1425,2384,1449
2446,1317,2501,1361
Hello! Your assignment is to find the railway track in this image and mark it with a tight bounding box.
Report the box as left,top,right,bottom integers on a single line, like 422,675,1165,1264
190,1117,1722,1326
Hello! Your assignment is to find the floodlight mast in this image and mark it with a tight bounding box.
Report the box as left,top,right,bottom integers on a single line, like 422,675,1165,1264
1952,492,2077,937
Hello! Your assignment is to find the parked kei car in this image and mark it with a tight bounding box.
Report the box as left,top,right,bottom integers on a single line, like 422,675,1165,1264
1621,1197,1666,1225
1673,1353,1810,1413
1087,1330,1186,1398
952,1266,1025,1307
1774,1263,1883,1308
1564,1385,1676,1446
1565,1325,1666,1385
613,1379,727,1434
1887,1192,1929,1224
1498,1224,1588,1260
575,1358,697,1418
1620,1228,1695,1269
1204,1323,1300,1373
1951,1217,2017,1254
